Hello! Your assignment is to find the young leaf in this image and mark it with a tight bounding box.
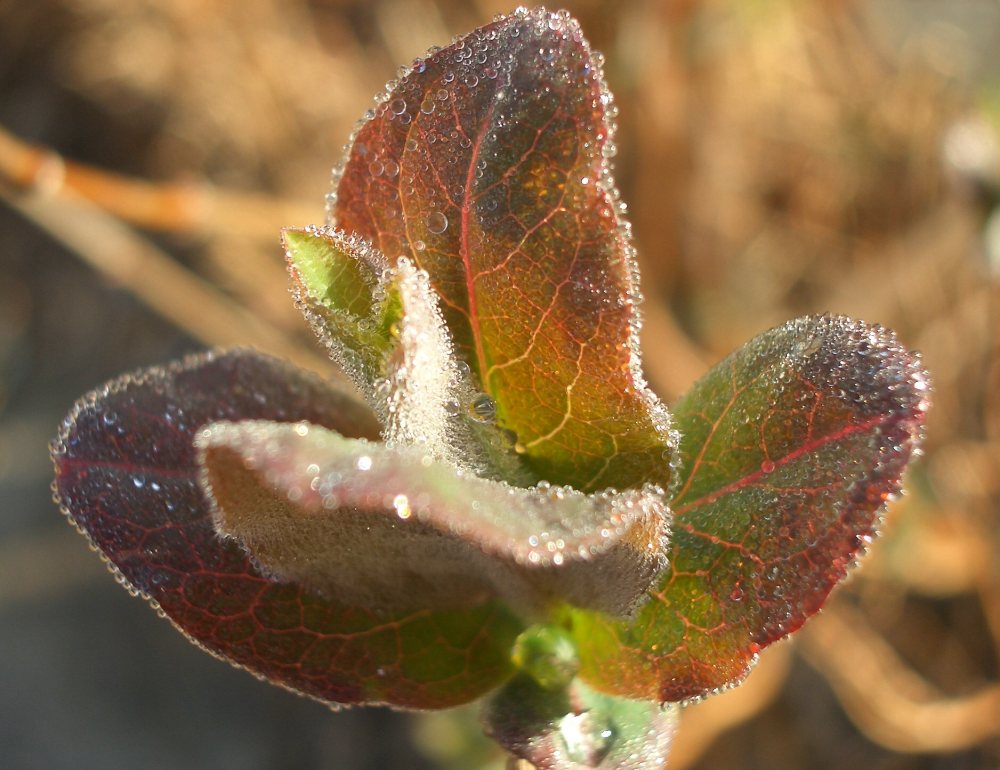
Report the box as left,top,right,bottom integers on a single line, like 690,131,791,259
52,349,522,709
198,420,669,618
569,316,930,701
331,7,674,491
379,256,527,483
286,226,529,483
483,673,677,769
283,226,398,394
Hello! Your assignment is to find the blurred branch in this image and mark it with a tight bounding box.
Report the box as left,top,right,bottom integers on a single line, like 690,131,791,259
801,603,1000,753
668,644,793,770
0,124,318,237
0,185,339,380
639,300,712,402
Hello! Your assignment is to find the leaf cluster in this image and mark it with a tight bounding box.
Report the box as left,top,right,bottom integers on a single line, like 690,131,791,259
52,7,929,768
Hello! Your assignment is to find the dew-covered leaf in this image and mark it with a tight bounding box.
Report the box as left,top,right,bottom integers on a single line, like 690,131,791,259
332,7,673,491
52,349,523,709
198,420,669,618
284,226,382,318
286,226,529,482
570,316,930,701
283,226,398,394
483,673,677,770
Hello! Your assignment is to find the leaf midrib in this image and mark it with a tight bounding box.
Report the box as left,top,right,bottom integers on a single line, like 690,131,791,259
460,85,500,382
672,412,894,517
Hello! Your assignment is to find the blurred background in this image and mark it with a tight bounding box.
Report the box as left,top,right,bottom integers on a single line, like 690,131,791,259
1,0,999,768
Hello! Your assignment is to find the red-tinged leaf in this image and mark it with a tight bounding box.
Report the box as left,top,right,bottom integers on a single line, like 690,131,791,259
198,420,669,617
483,673,677,769
52,349,523,709
569,316,930,701
332,7,673,491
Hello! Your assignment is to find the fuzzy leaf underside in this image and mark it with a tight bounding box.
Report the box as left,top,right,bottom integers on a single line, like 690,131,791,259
52,349,522,709
570,316,930,702
285,226,530,483
199,420,669,618
333,7,673,491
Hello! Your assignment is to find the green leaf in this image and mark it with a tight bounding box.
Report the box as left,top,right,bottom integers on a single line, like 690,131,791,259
284,226,380,317
198,420,670,618
283,226,399,393
52,349,521,709
286,226,530,483
570,316,930,701
331,7,674,491
483,673,677,769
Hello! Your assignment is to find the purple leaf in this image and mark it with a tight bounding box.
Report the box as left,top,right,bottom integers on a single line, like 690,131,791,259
52,349,523,709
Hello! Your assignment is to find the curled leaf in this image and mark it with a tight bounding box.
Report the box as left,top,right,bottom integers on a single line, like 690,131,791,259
283,226,396,391
52,349,522,709
570,315,930,701
332,7,674,491
198,419,670,618
286,226,528,482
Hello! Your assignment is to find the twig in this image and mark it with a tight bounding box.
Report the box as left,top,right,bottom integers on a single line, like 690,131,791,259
639,300,713,402
0,124,318,237
800,603,1000,753
668,644,793,770
1,185,340,380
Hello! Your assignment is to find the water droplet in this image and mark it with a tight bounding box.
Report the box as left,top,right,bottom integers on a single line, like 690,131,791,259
559,711,615,766
393,494,412,519
357,456,372,471
373,378,392,399
420,98,435,115
427,211,448,234
798,334,823,357
443,399,461,416
368,160,384,177
468,393,495,423
413,240,426,251
760,459,776,473
405,138,419,152
390,98,406,115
